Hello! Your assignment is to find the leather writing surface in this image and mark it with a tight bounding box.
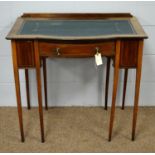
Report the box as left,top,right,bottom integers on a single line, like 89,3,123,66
18,19,136,37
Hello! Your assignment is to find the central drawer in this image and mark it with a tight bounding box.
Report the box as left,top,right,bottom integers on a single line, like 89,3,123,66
39,41,115,57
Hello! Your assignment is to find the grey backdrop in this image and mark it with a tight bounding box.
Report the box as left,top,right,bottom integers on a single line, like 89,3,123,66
0,1,155,107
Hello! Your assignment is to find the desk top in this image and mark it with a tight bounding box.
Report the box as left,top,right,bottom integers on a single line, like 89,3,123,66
6,13,147,40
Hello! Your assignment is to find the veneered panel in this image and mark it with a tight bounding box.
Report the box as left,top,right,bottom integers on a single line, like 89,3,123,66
16,40,35,68
120,40,139,68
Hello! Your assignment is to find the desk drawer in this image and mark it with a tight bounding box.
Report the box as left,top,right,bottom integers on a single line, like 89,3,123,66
39,41,115,57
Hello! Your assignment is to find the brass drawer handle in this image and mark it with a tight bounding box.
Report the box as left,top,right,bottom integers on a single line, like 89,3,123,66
56,48,60,56
95,47,100,54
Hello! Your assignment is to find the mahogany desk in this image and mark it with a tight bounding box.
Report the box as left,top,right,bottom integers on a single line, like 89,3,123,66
6,13,147,142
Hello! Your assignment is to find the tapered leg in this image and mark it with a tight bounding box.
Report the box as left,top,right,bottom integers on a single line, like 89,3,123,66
132,40,143,141
11,41,25,142
122,69,128,110
108,40,121,141
105,57,111,110
34,41,45,143
25,69,31,110
42,58,48,110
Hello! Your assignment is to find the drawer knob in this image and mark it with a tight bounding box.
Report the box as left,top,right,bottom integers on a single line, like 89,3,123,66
95,47,100,54
56,48,60,56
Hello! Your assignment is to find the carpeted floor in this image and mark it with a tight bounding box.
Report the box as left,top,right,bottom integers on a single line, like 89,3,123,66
0,107,155,152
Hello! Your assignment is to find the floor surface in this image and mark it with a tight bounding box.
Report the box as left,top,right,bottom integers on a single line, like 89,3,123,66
0,107,155,152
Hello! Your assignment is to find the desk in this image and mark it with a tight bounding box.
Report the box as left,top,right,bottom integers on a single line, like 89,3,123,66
6,13,147,142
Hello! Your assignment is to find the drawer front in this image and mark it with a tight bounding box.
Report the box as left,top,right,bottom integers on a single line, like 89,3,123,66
16,40,35,68
39,41,115,57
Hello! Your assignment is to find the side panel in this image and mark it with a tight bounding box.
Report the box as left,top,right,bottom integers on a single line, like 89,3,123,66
120,40,139,68
16,40,35,68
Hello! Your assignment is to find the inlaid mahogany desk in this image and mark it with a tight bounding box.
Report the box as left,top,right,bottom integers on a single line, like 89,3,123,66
6,13,147,142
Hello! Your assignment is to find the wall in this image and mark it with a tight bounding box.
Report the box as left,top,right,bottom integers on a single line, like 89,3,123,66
0,1,155,107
